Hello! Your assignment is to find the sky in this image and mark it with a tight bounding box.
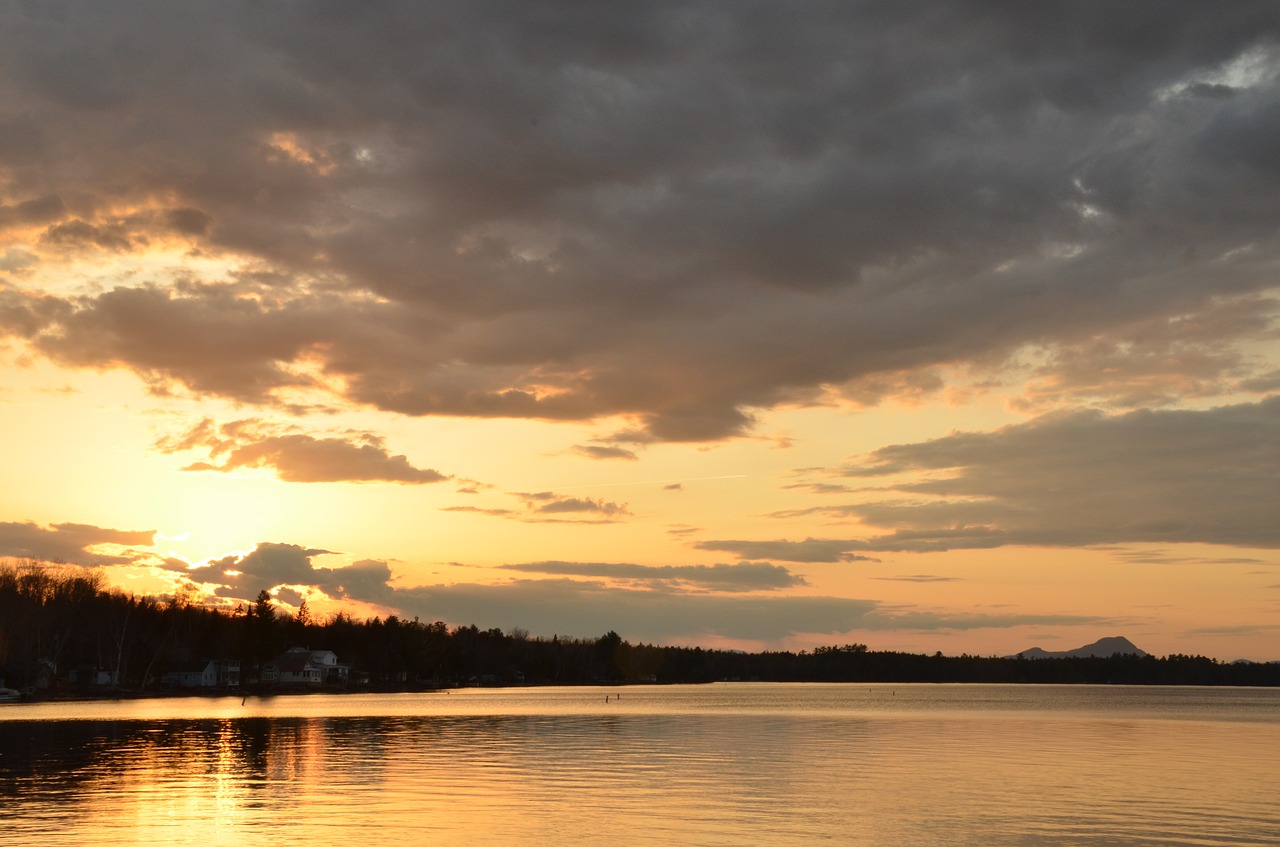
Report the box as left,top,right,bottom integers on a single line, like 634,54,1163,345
1,1,1279,661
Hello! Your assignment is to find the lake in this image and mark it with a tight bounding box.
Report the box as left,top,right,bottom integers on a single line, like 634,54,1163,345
2,683,1278,846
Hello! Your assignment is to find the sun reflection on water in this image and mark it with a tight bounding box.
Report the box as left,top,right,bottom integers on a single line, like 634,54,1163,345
212,719,242,834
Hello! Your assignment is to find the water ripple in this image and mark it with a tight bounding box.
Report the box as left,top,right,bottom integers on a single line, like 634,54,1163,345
2,684,1277,846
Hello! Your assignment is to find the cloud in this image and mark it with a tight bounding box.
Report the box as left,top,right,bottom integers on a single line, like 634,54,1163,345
40,219,134,252
870,574,961,583
157,418,448,484
498,560,807,592
441,490,632,523
0,195,64,231
571,444,639,461
1186,623,1280,636
42,528,1104,644
525,494,629,517
783,482,855,495
317,559,398,604
1239,369,1280,394
197,542,335,593
1108,548,1271,566
441,505,520,519
704,397,1280,556
696,537,880,564
0,247,37,272
191,542,395,606
1,4,1279,439
392,579,879,642
0,521,154,566
1013,296,1280,411
518,492,632,521
158,537,1110,643
387,578,1112,644
845,397,1280,549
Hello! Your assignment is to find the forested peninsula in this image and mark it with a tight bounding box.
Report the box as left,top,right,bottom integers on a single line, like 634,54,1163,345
3,560,1277,697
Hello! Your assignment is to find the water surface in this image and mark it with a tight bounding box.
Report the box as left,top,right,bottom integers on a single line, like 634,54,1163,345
3,684,1277,846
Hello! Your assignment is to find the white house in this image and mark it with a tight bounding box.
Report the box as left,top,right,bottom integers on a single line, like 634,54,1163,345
264,648,349,685
160,659,240,688
162,660,218,688
213,659,241,687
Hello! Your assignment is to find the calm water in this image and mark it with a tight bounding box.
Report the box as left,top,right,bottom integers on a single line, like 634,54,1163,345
2,683,1278,846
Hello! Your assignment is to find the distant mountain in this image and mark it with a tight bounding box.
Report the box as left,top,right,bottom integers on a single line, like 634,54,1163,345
1011,636,1148,660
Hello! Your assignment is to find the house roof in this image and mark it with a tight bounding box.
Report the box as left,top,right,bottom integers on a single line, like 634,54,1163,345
270,653,313,673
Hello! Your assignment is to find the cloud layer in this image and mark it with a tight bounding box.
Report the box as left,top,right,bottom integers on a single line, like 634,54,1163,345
701,397,1280,559
1,2,1278,440
499,560,807,592
0,521,155,567
388,579,1112,644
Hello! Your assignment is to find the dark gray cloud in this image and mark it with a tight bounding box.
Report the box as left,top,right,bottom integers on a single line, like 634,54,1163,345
191,542,396,606
702,397,1280,557
319,558,398,604
1,3,1278,439
40,219,134,252
846,396,1280,548
0,520,155,567
499,560,806,592
1240,370,1280,394
157,418,449,484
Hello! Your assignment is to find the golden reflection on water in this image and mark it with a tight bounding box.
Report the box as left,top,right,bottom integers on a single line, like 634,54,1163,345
2,685,1279,846
212,720,239,833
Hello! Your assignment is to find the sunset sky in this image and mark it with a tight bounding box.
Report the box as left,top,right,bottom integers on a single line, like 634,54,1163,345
2,1,1278,660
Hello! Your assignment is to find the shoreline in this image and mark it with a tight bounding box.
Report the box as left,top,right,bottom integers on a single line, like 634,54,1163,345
6,675,1277,706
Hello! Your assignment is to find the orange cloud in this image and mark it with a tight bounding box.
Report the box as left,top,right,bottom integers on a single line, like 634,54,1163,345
158,418,449,484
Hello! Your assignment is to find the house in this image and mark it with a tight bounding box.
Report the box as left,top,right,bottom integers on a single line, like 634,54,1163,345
263,647,349,686
162,660,218,688
160,659,241,688
212,659,241,687
68,667,117,687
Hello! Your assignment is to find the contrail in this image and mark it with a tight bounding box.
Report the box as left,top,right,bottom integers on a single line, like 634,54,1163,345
558,474,747,490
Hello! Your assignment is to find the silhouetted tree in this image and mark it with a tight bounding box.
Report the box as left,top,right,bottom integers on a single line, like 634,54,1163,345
253,590,275,623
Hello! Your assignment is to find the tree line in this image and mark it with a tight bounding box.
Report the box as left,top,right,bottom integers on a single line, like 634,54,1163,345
2,559,1277,693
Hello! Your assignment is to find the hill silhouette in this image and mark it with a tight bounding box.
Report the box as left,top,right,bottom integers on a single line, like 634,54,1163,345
1012,636,1147,660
